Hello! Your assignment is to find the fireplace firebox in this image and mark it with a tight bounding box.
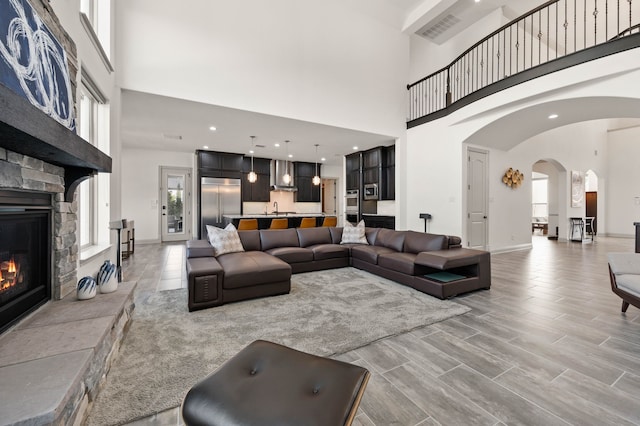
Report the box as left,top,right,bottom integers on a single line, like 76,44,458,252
0,190,52,333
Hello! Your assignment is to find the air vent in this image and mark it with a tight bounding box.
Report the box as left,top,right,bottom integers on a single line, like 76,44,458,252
255,144,266,148
418,14,461,40
163,133,183,140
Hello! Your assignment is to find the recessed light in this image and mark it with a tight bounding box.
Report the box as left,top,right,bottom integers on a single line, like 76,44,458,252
548,114,558,119
321,157,326,162
475,0,480,3
288,154,293,158
209,126,217,131
274,143,280,147
249,150,254,154
203,145,209,149
353,146,358,150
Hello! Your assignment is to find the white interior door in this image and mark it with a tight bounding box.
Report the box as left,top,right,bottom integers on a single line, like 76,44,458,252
160,167,192,242
467,149,488,249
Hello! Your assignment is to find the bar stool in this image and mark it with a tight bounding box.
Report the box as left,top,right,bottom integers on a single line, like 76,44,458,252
269,218,288,229
322,216,337,227
237,218,258,230
299,217,316,228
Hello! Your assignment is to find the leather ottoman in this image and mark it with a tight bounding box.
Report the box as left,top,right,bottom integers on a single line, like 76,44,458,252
181,340,370,426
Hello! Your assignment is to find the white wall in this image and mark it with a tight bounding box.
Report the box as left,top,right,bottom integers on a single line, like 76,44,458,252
607,126,640,237
406,47,640,252
409,8,508,83
115,0,408,139
121,148,195,242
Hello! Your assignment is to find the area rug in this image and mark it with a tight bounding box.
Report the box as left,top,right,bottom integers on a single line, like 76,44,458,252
87,267,470,425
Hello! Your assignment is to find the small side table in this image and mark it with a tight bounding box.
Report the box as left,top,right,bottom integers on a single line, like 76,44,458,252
109,219,126,282
569,217,584,242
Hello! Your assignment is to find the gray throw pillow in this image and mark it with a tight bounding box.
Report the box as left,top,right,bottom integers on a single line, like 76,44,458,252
206,223,245,256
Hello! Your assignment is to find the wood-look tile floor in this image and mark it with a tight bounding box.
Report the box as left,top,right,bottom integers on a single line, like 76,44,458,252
118,236,640,426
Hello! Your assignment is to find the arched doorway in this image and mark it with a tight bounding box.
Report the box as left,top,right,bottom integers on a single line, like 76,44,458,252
532,159,566,242
585,169,599,237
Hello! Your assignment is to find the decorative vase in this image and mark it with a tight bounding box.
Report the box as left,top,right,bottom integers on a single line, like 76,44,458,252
98,260,118,293
77,276,97,300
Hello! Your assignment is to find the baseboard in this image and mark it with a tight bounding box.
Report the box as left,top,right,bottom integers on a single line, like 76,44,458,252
606,233,634,239
137,239,161,245
489,243,533,254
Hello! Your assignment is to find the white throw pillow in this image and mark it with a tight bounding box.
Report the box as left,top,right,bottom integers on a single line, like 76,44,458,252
206,223,245,256
340,220,369,245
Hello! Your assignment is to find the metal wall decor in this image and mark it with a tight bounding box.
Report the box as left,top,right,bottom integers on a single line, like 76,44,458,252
502,168,524,188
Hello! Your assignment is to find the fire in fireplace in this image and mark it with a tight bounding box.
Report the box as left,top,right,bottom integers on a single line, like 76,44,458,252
0,191,51,333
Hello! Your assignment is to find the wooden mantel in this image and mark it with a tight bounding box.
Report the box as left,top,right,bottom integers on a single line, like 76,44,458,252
0,83,112,202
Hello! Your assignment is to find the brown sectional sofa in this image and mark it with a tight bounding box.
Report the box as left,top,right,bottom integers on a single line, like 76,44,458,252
186,226,490,311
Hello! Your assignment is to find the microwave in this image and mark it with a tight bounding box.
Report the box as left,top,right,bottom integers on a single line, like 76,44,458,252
363,184,378,200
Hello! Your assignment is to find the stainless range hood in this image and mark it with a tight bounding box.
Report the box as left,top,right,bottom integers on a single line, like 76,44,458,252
270,160,297,192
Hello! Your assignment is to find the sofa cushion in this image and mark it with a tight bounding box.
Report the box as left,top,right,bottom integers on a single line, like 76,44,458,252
217,251,291,289
341,220,368,244
365,228,381,245
297,227,332,247
207,224,245,256
616,274,640,298
608,253,640,275
403,231,448,254
351,245,396,264
238,230,261,251
378,252,418,275
260,228,300,251
309,244,350,261
265,247,314,264
329,227,343,244
374,229,405,252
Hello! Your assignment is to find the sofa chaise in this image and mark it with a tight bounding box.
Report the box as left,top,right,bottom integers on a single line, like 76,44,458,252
186,226,491,311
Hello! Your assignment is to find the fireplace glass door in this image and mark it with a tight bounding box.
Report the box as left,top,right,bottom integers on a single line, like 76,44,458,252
0,211,50,333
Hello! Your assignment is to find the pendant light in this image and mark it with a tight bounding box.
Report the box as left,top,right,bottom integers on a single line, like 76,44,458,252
283,140,291,184
312,144,321,186
248,136,257,183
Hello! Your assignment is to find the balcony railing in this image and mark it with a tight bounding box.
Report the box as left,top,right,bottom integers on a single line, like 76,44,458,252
407,0,640,127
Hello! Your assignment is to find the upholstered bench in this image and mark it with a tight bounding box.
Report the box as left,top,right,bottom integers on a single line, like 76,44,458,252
181,340,370,426
608,252,640,312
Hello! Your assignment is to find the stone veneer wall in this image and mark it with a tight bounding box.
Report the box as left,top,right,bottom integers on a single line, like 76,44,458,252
0,147,78,299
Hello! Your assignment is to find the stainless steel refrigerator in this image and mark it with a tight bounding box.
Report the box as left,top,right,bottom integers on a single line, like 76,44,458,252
200,177,241,238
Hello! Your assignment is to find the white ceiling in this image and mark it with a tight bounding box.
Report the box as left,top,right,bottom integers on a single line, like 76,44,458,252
121,90,396,167
118,1,607,166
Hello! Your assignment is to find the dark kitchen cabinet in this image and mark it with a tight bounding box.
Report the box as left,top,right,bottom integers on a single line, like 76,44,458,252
362,147,382,188
362,215,395,229
345,152,361,191
363,148,381,169
294,162,321,202
197,150,244,178
242,157,271,202
381,145,395,200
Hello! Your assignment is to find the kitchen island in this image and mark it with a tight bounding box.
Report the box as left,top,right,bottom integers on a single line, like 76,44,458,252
223,213,335,229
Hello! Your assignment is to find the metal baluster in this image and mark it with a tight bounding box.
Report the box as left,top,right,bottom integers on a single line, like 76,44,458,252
547,6,550,62
594,0,598,46
584,0,587,49
605,0,608,40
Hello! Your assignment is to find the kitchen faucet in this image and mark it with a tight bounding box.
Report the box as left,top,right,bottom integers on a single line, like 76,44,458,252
273,201,278,214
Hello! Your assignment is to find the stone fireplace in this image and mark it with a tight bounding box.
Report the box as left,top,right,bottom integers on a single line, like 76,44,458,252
0,0,111,329
0,152,79,332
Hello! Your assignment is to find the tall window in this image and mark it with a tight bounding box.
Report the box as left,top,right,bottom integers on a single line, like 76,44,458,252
78,86,99,249
80,0,111,60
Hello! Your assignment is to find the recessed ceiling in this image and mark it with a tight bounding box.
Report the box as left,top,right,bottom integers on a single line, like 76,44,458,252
120,90,396,167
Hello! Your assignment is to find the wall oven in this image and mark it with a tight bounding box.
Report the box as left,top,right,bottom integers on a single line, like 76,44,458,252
345,189,359,214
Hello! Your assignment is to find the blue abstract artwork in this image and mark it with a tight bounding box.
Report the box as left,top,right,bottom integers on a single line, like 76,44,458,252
0,0,76,131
